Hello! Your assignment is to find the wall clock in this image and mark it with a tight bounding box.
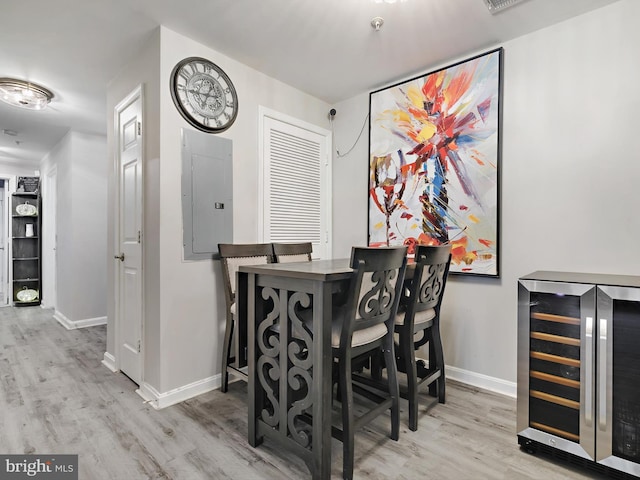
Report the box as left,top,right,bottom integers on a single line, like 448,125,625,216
170,57,238,133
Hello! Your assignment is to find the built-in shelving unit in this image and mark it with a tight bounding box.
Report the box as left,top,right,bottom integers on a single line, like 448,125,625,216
11,178,41,307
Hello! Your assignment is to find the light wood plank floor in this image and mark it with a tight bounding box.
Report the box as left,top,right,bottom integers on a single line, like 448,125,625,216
0,306,606,479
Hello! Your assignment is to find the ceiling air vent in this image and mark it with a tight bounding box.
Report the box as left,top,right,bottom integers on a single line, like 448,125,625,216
483,0,528,14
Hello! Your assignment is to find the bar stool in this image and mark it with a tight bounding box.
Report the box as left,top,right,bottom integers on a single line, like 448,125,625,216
320,246,407,479
395,244,451,431
218,243,275,392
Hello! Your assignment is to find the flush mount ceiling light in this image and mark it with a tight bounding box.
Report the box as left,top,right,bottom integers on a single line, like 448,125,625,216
483,0,528,14
0,78,53,110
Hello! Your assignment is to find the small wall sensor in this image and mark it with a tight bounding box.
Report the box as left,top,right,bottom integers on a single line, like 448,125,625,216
371,17,384,31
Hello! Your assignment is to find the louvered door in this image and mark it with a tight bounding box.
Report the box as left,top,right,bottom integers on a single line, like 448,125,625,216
262,114,331,259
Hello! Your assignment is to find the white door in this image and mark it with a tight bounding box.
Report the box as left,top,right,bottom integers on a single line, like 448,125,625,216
42,167,57,309
115,86,144,385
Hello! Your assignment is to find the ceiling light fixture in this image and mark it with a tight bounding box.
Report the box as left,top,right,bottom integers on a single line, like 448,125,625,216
482,0,528,14
371,16,384,31
0,78,53,110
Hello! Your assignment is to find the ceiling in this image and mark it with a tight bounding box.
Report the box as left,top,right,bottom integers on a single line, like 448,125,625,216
0,0,621,168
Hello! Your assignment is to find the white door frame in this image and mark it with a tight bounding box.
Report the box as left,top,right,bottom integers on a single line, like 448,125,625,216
0,176,10,306
42,166,57,310
113,84,145,383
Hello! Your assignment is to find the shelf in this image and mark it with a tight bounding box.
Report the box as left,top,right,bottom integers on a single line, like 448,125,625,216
13,278,40,282
530,312,581,325
530,331,580,346
13,257,39,261
14,301,40,307
530,390,580,410
12,236,39,239
13,191,38,196
530,370,580,388
530,351,580,367
529,421,580,442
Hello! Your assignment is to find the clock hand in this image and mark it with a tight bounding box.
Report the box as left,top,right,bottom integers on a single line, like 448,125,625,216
186,89,207,109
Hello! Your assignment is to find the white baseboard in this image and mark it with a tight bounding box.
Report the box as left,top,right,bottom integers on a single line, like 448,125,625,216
102,352,118,373
446,365,516,398
54,310,107,330
109,363,515,410
136,374,221,410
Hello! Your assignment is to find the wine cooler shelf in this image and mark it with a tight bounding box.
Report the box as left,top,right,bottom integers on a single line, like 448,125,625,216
518,271,640,479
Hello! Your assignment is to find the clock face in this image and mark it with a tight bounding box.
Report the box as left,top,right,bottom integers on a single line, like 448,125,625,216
170,57,238,133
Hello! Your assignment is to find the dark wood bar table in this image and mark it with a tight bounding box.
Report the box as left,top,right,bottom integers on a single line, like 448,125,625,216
238,259,353,480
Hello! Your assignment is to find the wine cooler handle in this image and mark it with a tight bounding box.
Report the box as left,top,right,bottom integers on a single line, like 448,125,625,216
584,316,593,425
598,318,608,430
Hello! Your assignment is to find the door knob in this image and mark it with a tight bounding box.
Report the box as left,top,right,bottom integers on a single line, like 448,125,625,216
114,253,125,261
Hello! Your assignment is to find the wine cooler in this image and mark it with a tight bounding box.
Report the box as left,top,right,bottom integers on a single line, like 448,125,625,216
518,271,640,478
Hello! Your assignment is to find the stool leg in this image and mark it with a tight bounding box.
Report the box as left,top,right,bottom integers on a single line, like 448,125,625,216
400,327,419,432
370,349,383,380
339,355,355,480
383,333,400,440
221,313,234,393
430,320,446,403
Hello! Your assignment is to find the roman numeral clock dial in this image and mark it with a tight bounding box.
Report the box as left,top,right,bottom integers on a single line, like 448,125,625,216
170,57,238,133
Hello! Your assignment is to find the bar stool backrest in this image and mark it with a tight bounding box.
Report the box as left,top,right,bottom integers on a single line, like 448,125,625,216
272,242,313,263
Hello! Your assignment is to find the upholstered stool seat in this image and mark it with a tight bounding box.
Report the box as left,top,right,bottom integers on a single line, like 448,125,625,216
395,307,435,326
302,309,388,349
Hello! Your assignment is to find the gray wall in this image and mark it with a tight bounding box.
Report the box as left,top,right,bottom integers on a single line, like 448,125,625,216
332,0,640,394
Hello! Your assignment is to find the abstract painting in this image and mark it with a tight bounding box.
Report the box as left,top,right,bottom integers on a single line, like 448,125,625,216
368,48,502,277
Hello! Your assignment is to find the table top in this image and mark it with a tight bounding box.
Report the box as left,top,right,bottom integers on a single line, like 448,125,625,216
239,258,353,281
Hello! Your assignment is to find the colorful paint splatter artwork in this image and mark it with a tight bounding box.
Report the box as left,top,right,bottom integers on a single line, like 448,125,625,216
368,48,502,276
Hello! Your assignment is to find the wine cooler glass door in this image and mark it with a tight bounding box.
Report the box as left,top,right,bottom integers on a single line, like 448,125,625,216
517,279,596,460
596,285,640,478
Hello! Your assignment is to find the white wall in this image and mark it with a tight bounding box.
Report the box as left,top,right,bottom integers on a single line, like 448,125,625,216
106,28,161,386
156,27,332,395
69,132,108,321
332,0,640,395
0,165,38,179
106,26,331,400
40,131,108,324
331,93,371,258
